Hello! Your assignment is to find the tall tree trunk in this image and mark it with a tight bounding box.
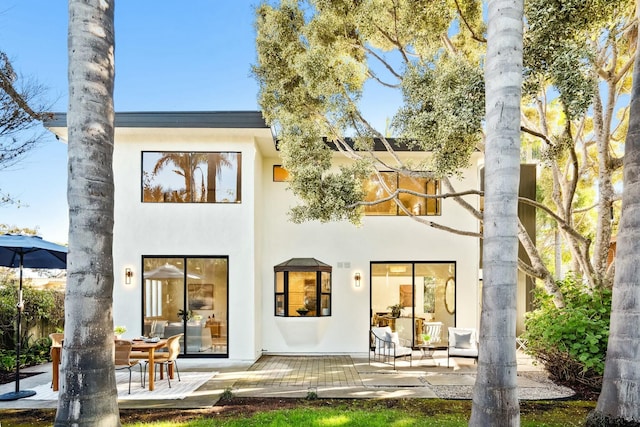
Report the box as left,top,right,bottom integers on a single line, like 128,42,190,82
470,0,523,424
56,1,118,425
587,2,640,423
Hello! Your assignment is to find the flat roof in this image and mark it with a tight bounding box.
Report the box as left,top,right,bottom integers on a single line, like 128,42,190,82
45,111,270,129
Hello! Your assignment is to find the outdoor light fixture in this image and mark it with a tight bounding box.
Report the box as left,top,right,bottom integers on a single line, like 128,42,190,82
354,272,361,287
125,268,133,285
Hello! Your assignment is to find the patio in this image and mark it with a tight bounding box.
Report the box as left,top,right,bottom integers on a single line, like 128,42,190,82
0,349,575,410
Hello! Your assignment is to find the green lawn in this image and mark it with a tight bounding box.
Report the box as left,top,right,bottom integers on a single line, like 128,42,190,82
0,399,596,426
123,399,596,427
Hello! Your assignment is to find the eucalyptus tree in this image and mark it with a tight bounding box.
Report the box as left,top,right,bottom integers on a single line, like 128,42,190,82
521,0,635,294
254,0,485,218
254,0,521,423
255,0,636,307
55,0,119,425
587,2,640,423
469,0,522,423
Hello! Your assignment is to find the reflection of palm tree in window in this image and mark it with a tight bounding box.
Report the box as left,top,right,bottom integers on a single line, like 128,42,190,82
143,171,165,202
153,153,206,202
206,153,233,202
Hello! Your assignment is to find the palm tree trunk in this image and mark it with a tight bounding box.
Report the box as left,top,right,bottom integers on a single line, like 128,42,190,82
470,0,523,424
587,1,640,423
56,1,118,425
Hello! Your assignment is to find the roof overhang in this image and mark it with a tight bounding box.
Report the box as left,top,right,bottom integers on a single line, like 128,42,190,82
45,111,279,157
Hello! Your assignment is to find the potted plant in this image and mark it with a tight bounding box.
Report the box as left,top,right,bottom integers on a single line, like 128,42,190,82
388,303,402,318
177,309,191,321
114,325,127,339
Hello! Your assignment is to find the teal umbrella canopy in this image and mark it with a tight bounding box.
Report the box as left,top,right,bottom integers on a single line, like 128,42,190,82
0,234,67,269
0,234,67,401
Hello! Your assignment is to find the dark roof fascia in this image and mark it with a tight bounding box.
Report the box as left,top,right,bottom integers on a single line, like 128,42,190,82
45,111,270,129
274,136,416,152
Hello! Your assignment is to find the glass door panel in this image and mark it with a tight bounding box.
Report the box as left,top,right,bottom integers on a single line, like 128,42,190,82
186,258,228,355
371,262,455,347
143,256,228,357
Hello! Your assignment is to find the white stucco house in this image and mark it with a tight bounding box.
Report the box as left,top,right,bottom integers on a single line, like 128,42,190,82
47,111,534,362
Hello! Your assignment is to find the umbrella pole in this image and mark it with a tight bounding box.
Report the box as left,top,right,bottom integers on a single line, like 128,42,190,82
14,261,23,394
0,253,36,400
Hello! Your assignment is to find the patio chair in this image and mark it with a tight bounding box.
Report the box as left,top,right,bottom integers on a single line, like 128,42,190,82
369,326,412,369
422,322,444,344
145,333,183,388
114,339,144,393
49,333,64,389
447,327,479,367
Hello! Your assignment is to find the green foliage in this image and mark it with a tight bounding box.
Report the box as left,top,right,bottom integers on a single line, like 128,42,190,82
0,278,64,372
523,0,632,119
253,0,485,224
219,387,234,401
0,337,51,373
0,281,64,349
393,55,484,175
524,275,611,389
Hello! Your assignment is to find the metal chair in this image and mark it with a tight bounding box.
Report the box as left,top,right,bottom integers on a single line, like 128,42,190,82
114,339,143,394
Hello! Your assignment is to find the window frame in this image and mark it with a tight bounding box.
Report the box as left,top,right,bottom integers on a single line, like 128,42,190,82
274,263,332,318
363,171,441,216
141,151,242,204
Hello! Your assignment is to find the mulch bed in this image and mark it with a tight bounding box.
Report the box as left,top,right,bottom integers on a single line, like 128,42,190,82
0,370,41,385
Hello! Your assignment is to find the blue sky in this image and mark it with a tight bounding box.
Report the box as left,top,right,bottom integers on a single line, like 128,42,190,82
0,1,265,244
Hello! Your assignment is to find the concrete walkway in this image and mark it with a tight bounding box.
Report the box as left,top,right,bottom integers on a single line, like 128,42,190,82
0,350,575,410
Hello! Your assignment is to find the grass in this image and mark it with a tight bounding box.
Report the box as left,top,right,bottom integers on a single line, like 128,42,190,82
0,399,596,427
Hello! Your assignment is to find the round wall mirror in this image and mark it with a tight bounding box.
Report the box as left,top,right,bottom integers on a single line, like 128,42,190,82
445,277,455,314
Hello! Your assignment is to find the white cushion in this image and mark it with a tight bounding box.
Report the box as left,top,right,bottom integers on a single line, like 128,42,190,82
372,326,392,352
449,347,478,357
449,327,476,345
386,331,400,346
454,331,472,349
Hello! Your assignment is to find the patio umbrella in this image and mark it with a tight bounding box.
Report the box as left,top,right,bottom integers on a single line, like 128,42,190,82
0,234,67,401
143,263,201,280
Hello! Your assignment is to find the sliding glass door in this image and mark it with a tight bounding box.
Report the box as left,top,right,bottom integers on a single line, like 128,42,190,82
142,256,228,356
370,262,455,346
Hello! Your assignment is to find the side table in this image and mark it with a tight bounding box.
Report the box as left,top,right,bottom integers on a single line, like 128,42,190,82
417,343,447,366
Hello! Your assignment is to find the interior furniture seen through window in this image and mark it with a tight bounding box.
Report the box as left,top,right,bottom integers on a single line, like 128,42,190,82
274,258,332,317
142,151,242,203
370,262,455,347
142,256,228,356
363,171,440,216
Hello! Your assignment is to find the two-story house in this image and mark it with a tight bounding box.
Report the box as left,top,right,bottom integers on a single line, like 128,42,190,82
47,111,533,362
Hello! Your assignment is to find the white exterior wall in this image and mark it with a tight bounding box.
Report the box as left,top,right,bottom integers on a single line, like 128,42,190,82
260,153,483,354
111,128,266,361
104,125,482,360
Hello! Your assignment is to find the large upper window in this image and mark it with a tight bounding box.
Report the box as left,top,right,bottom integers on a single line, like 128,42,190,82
363,172,440,216
274,258,332,317
142,151,242,203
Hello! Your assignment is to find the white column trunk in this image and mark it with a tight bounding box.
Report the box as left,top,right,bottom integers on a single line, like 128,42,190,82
55,1,118,425
470,0,523,425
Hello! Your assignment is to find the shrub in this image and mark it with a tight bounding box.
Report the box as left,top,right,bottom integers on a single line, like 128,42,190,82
0,280,64,348
0,278,65,373
523,275,611,390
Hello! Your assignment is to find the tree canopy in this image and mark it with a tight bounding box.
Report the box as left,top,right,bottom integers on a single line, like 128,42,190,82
254,0,636,302
0,51,52,206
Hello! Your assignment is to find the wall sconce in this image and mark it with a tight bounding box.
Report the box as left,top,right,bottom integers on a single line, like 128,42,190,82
354,272,361,287
125,268,133,285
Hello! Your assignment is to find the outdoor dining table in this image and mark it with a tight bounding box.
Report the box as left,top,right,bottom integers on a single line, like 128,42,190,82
51,338,171,392
130,338,171,391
